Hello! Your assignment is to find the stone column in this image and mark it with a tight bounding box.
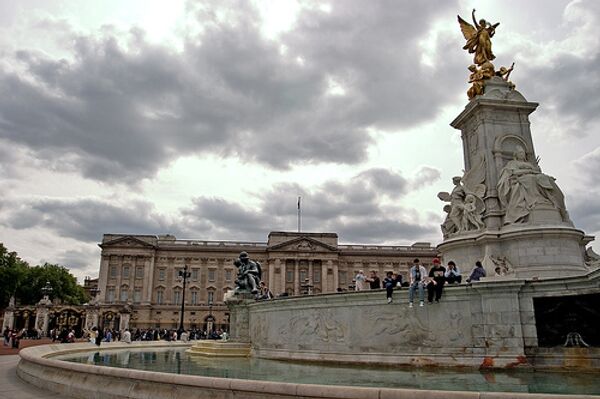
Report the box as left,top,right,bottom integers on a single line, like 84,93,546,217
268,259,275,290
2,310,14,330
119,313,131,331
331,260,338,292
143,255,155,305
321,260,327,293
293,260,299,295
97,255,110,303
308,260,314,285
280,259,286,295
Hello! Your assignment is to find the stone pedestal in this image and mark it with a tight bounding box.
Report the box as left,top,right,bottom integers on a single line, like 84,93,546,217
439,77,592,278
225,293,254,343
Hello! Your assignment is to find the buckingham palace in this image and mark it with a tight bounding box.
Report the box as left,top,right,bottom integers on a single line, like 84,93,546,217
93,231,437,333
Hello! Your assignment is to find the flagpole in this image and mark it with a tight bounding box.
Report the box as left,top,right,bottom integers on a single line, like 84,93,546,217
297,196,301,233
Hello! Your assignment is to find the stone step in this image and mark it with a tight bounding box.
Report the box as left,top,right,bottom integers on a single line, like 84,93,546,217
187,341,251,357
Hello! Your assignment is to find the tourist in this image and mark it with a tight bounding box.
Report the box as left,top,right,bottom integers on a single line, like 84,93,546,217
383,271,395,304
354,270,367,291
67,329,76,343
408,258,428,308
394,272,403,287
366,270,381,289
445,261,462,284
427,258,446,303
180,330,189,342
103,329,112,342
3,327,9,346
121,328,131,344
467,261,486,283
258,281,274,300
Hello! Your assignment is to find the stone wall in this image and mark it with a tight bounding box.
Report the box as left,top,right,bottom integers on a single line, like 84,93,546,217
234,268,600,369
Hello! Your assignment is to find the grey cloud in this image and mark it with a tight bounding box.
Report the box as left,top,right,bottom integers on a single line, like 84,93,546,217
2,198,175,242
181,167,437,243
411,166,442,188
0,0,461,183
569,191,600,236
574,147,600,185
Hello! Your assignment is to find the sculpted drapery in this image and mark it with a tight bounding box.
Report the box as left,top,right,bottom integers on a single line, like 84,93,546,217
497,147,569,225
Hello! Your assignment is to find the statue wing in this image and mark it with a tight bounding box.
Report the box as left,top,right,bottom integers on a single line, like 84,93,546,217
457,15,477,41
462,154,486,197
437,192,452,202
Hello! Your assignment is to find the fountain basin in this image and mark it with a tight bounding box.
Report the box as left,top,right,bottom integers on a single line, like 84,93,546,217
17,342,600,398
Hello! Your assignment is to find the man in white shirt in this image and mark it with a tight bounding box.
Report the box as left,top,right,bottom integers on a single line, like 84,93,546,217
354,270,367,291
121,329,131,344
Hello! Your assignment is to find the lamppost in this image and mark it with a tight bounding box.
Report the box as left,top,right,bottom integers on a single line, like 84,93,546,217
41,281,53,303
207,297,214,335
178,265,191,332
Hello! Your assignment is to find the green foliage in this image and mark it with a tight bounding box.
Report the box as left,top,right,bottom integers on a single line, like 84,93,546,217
0,243,89,308
0,243,29,308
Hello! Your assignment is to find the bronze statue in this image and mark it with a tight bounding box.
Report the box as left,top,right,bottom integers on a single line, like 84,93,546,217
233,251,262,294
458,9,499,66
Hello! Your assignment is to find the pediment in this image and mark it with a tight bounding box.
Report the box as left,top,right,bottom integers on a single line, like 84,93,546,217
268,236,337,252
99,236,156,249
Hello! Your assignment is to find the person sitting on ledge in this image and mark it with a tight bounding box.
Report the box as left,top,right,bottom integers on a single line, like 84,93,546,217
445,261,462,284
466,261,486,283
408,258,429,308
427,258,446,303
383,271,395,304
366,270,381,289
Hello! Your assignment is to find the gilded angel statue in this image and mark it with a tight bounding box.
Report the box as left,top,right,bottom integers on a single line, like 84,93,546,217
458,9,499,66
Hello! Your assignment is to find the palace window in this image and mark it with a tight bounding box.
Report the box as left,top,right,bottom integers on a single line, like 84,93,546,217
133,289,141,303
339,271,347,284
120,289,128,302
158,268,166,281
135,267,144,279
191,290,198,305
123,266,130,278
207,290,215,304
110,266,117,278
192,268,199,281
174,290,181,305
157,289,164,305
286,270,294,282
107,288,115,303
225,270,232,281
208,269,216,282
314,270,321,283
299,270,307,282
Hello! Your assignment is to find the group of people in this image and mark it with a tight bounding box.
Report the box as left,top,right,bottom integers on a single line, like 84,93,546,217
2,327,27,348
354,257,487,306
83,327,229,346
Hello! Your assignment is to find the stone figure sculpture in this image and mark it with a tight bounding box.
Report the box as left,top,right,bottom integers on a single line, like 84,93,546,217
458,9,499,66
497,146,570,225
233,251,262,294
439,154,487,235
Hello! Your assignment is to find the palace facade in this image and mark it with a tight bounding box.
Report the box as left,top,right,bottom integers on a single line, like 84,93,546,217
2,231,437,335
92,231,437,333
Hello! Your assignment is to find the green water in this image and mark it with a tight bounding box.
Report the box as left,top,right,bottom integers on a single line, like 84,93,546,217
54,348,600,395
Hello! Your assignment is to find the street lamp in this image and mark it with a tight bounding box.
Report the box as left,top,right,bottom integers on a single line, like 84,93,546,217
178,265,191,332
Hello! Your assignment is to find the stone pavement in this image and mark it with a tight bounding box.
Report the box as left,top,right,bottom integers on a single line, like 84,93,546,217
0,338,54,356
0,355,70,399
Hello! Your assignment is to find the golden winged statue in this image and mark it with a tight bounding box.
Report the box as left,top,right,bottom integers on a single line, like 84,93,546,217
458,9,499,66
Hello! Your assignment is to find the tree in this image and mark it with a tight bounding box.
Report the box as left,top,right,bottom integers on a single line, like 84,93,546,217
17,263,89,306
0,243,29,308
0,243,89,307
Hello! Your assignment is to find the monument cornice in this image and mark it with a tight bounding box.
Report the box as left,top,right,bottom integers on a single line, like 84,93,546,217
450,98,539,129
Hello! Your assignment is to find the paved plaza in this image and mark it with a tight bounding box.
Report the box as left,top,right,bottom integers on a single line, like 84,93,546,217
0,355,66,399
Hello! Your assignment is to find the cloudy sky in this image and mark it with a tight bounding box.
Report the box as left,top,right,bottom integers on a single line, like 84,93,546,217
0,0,598,282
